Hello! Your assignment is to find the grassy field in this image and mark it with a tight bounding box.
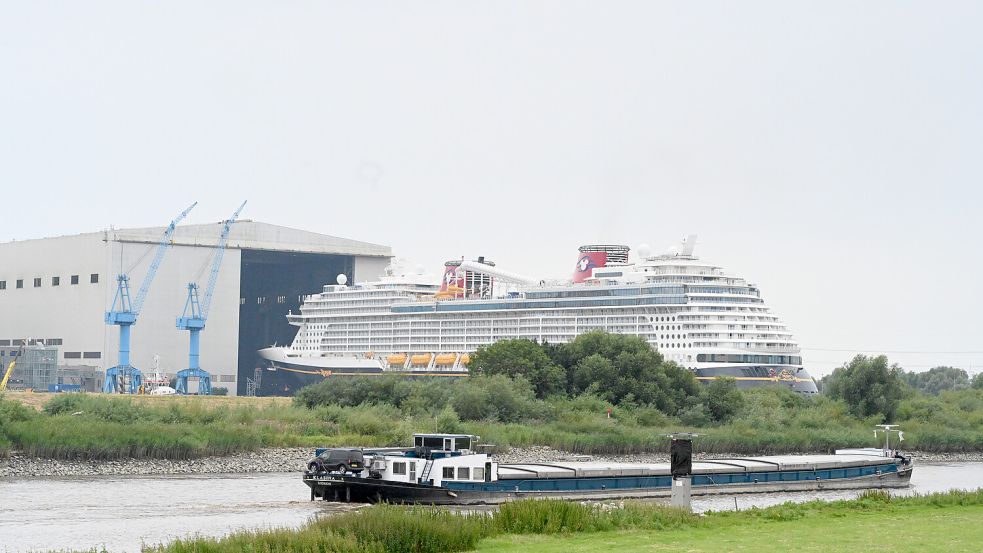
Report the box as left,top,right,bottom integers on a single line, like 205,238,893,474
2,390,294,411
140,490,983,553
476,506,983,553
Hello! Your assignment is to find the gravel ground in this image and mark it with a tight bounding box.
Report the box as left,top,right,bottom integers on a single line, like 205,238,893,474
0,448,313,478
2,447,982,478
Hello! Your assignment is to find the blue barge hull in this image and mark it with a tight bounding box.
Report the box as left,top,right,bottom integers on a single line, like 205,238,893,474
304,455,913,505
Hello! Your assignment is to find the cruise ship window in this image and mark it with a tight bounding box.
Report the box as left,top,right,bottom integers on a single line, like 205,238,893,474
90,274,99,284
52,276,60,286
33,278,42,288
16,279,24,289
71,275,79,285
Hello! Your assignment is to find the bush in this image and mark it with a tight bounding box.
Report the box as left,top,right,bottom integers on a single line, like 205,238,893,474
495,499,594,533
905,366,970,395
470,339,567,398
678,403,712,427
340,405,398,437
316,503,490,553
211,387,229,396
702,378,744,423
563,332,700,413
434,406,463,434
451,375,543,423
823,355,906,421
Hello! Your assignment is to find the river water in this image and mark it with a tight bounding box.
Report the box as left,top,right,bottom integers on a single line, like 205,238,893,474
2,463,981,553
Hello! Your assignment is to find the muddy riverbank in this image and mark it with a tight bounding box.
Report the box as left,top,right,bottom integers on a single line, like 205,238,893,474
3,446,982,478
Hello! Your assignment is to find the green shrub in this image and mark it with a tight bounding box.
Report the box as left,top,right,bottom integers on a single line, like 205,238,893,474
340,405,400,437
632,406,673,427
0,395,37,423
823,355,906,421
316,503,490,553
434,406,463,434
450,375,543,423
495,499,594,533
702,377,744,423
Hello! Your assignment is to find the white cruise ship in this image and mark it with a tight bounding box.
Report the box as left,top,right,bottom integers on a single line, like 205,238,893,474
259,236,818,394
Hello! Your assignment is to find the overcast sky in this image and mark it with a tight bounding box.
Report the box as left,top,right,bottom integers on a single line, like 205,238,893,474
2,1,981,376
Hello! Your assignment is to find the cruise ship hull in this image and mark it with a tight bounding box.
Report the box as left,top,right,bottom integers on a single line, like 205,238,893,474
261,347,816,391
259,347,468,377
694,367,819,393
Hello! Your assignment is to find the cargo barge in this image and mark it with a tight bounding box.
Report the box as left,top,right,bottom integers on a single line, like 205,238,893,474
303,433,913,505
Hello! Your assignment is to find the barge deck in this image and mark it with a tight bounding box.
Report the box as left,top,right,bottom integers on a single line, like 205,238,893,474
304,434,913,505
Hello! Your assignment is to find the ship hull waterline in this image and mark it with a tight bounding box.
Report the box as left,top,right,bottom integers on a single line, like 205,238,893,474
305,466,913,505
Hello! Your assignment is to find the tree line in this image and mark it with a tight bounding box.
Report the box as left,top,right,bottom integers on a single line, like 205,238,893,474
821,356,983,421
295,331,982,427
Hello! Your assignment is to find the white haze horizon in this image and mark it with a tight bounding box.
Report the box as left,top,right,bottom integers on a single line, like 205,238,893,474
1,1,981,377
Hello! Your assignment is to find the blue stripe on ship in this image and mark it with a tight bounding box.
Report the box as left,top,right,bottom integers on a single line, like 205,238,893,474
444,463,899,493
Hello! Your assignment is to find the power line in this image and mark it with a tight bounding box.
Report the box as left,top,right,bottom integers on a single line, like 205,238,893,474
802,347,983,355
807,360,980,368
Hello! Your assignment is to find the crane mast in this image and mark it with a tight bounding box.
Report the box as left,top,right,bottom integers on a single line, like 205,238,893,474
0,342,26,392
103,202,197,393
175,201,246,395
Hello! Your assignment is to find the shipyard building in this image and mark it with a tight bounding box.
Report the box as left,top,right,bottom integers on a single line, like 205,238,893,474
0,222,391,395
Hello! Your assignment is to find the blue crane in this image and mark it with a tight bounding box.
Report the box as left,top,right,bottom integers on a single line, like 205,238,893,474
175,201,246,395
104,202,198,393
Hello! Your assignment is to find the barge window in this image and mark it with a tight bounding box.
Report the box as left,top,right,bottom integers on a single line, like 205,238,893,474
457,467,470,480
456,437,471,450
473,467,484,480
392,462,406,475
424,437,443,448
442,467,454,479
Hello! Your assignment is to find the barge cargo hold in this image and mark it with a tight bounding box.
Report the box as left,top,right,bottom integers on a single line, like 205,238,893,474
303,434,913,505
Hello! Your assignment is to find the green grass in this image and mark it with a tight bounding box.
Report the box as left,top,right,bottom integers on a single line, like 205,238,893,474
477,492,983,552
3,382,983,461
141,490,983,553
475,507,983,553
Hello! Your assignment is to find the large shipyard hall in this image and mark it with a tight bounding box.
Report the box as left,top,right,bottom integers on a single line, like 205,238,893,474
0,214,391,396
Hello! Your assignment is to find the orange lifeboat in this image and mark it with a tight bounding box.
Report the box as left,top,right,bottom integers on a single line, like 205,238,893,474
387,354,407,365
435,354,457,365
459,354,471,365
410,354,433,366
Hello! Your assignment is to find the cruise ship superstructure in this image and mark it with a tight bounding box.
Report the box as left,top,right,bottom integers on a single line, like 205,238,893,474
259,236,818,393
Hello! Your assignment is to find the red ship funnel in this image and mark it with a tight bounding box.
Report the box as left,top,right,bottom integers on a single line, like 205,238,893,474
573,245,630,283
437,261,465,298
